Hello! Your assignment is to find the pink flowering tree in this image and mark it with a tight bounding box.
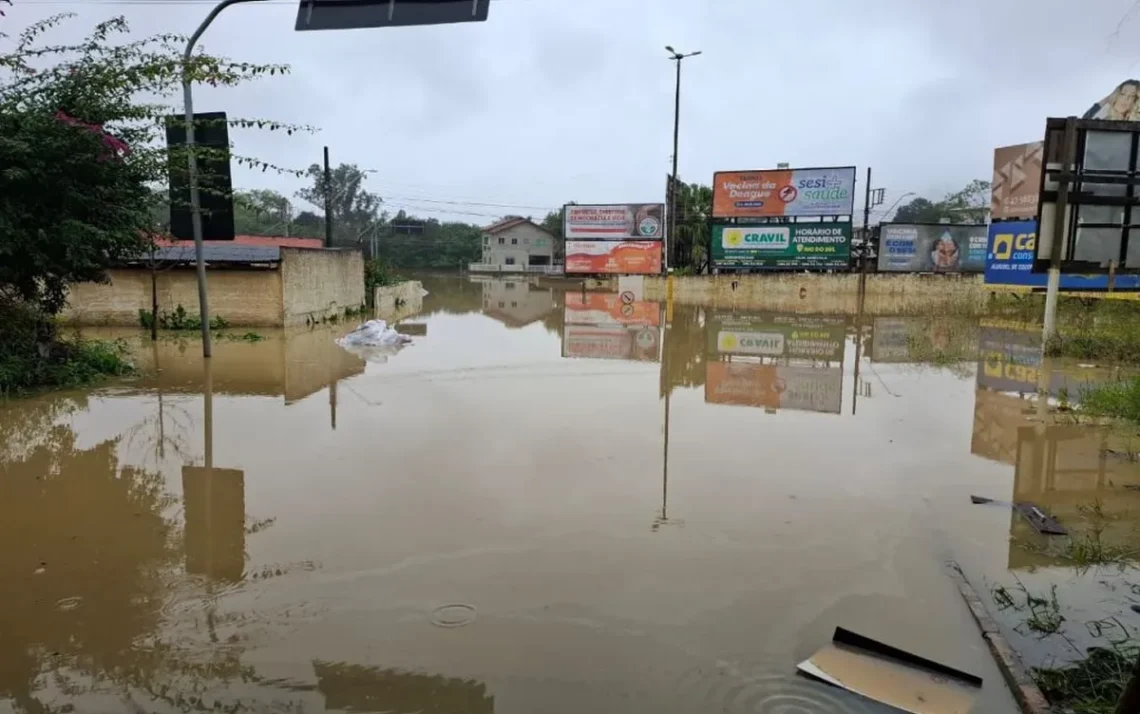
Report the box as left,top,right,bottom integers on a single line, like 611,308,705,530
0,13,308,314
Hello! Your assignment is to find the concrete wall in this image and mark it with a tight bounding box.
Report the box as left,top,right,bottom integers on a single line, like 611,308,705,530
482,223,555,267
373,280,424,320
643,273,989,315
280,248,365,327
63,267,283,326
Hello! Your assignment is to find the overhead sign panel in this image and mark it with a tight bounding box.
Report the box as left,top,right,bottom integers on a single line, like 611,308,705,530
711,222,851,270
295,0,490,32
564,204,664,240
712,166,856,218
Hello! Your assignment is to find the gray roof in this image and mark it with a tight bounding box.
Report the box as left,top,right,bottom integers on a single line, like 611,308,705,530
128,244,281,265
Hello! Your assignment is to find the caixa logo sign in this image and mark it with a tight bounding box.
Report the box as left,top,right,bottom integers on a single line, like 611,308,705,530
990,231,1036,260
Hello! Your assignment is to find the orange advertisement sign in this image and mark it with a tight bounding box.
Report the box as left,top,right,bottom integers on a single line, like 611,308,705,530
712,167,856,218
565,292,660,326
991,142,1043,221
565,241,661,275
704,362,842,413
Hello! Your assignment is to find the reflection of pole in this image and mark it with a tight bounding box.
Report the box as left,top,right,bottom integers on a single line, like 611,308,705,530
851,317,863,415
330,377,338,431
1043,117,1077,343
204,358,214,469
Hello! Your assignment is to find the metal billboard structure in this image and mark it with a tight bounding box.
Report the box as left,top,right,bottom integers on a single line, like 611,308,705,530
295,0,490,31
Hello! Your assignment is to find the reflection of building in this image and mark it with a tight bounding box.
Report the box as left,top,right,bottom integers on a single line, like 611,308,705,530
126,329,365,404
1007,424,1140,569
561,292,662,362
971,388,1035,465
703,313,846,414
182,467,246,583
473,217,558,273
313,661,494,714
480,278,555,327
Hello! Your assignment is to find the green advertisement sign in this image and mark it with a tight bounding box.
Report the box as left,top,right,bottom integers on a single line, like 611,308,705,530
711,222,851,269
706,313,847,361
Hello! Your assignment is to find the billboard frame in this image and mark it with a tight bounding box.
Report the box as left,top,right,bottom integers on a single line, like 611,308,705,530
1034,116,1140,275
876,220,989,274
711,165,858,220
562,202,665,241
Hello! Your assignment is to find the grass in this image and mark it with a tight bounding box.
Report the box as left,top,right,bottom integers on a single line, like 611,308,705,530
1082,378,1140,425
0,335,133,397
992,581,1066,635
987,293,1140,363
1035,644,1140,714
138,304,230,331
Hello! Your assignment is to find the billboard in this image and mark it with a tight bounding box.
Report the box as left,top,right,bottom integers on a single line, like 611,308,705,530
877,223,988,273
564,204,664,240
565,241,661,274
984,220,1140,289
869,317,914,363
712,167,856,218
706,314,846,361
991,142,1043,221
711,222,851,269
566,292,660,326
562,323,660,361
704,362,842,414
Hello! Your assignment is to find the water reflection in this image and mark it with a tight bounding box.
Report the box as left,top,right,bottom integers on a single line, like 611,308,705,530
562,291,662,362
703,313,846,414
313,661,494,713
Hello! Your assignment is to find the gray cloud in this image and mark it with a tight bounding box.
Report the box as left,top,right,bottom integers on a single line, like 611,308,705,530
8,0,1140,220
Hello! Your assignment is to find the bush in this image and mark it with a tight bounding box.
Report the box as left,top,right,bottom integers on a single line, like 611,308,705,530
365,258,400,291
0,299,132,396
1081,378,1140,424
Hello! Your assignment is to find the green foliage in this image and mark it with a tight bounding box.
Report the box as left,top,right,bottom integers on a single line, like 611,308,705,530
364,257,399,291
0,299,132,396
296,162,383,247
375,219,482,269
0,13,307,314
1081,378,1140,425
892,179,991,224
986,294,1140,363
1035,645,1140,714
670,178,712,270
138,304,229,331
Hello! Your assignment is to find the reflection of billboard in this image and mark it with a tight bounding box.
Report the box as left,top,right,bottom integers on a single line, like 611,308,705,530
707,314,846,361
704,362,842,413
991,142,1043,221
563,204,664,240
565,241,661,274
711,222,851,270
877,223,988,273
562,323,660,362
975,322,1107,396
870,317,914,362
985,220,1140,289
565,292,660,326
712,167,856,218
182,467,245,583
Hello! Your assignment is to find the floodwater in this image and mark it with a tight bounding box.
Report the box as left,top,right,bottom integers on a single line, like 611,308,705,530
4,276,1140,713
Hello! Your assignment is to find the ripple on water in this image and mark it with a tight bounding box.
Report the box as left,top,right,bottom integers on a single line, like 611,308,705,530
674,668,886,714
430,603,477,628
55,596,82,612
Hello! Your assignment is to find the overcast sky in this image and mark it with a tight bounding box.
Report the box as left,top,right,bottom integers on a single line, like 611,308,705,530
8,0,1140,223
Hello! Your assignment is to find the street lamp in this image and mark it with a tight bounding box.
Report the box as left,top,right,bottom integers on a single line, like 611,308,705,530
665,46,700,272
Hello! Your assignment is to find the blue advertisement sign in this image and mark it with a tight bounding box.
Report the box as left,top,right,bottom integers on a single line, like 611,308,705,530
984,220,1140,289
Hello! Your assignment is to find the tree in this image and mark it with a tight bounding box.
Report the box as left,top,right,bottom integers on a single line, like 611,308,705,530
891,180,992,224
0,14,301,314
296,163,383,247
671,180,712,271
540,205,569,262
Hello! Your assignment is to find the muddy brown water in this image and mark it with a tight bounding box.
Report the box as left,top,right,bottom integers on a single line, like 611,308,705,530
4,275,1140,713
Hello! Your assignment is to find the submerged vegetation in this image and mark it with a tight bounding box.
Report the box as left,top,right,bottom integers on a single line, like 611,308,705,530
1035,645,1140,714
987,294,1140,363
1082,378,1140,426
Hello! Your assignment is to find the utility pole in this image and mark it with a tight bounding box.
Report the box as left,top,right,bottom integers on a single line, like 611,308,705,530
323,145,333,248
860,168,884,298
1043,117,1078,343
666,46,701,272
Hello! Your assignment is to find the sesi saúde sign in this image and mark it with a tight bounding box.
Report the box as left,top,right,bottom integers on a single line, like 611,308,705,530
712,167,856,218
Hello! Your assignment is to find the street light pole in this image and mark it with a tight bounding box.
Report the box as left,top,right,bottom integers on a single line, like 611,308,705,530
182,0,267,358
666,46,700,272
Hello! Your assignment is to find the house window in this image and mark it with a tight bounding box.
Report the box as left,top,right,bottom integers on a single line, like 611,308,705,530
505,257,516,265
511,238,518,245
484,236,489,246
498,237,504,245
505,282,516,290
529,255,551,266
511,301,518,308
498,301,505,308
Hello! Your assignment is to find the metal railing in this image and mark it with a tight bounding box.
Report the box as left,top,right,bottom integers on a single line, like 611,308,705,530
468,263,564,275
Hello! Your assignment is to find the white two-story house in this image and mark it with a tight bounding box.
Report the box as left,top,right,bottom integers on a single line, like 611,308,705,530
473,217,561,273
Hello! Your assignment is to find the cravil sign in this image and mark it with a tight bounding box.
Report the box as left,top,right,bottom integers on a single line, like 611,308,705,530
706,314,847,361
984,220,1140,289
712,222,851,269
